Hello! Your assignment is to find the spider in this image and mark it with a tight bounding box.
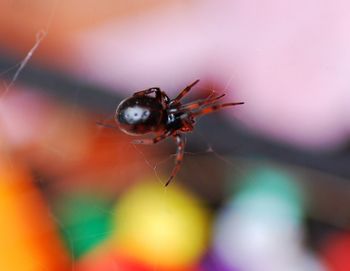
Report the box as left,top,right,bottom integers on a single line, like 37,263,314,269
115,80,244,186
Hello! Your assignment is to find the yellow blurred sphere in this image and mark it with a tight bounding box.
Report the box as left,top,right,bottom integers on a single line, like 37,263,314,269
112,181,210,268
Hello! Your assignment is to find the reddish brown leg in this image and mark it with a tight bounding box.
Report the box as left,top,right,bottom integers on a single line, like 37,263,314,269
165,133,185,186
170,79,200,105
191,102,244,118
133,88,170,104
96,116,118,130
132,131,172,144
96,122,117,130
133,87,161,96
179,93,226,111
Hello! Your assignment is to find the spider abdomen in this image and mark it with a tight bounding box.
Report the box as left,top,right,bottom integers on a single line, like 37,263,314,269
115,96,165,135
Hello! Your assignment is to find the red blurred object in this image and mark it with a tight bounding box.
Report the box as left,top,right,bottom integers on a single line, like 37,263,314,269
54,122,156,192
0,88,160,195
322,232,350,271
77,249,201,271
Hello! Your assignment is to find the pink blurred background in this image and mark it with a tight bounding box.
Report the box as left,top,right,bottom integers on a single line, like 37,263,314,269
2,0,350,148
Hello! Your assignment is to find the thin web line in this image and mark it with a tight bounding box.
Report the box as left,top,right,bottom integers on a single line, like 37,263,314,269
0,0,58,99
0,31,47,99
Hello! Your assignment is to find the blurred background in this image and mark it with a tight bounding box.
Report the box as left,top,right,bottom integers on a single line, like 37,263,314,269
1,0,350,270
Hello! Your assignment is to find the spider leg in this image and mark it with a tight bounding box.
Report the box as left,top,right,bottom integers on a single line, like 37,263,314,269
165,133,185,186
170,79,200,105
179,93,226,111
133,87,161,96
96,122,118,130
133,87,170,104
190,102,244,118
132,131,172,144
96,115,118,130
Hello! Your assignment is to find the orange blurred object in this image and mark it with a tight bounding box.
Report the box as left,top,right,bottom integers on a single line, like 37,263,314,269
0,158,70,271
0,0,179,68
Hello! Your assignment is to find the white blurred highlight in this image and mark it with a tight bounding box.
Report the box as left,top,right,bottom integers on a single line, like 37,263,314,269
213,184,326,271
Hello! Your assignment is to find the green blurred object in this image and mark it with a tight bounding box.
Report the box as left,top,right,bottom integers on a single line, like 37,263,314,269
53,192,113,259
232,165,305,223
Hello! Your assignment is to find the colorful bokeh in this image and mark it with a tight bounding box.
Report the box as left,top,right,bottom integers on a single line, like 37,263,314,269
1,1,350,270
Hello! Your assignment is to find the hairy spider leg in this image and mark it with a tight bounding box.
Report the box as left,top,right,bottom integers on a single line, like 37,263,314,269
165,133,185,186
132,131,172,144
168,92,220,113
170,79,200,105
97,114,119,130
96,122,118,130
190,102,244,118
133,87,161,96
179,93,226,111
133,87,170,104
132,131,185,186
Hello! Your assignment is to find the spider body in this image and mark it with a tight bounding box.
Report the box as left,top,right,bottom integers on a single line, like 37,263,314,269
116,92,195,135
115,80,244,186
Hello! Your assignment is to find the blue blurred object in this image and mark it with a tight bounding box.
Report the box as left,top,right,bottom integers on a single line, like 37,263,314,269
232,166,305,223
